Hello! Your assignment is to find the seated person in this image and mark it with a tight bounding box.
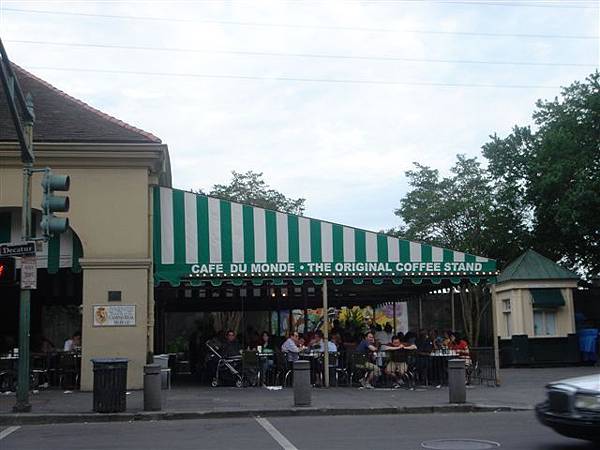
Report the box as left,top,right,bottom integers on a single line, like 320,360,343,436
416,331,434,354
355,332,379,389
375,323,393,345
63,331,81,352
309,330,337,352
382,335,416,388
449,333,471,363
258,331,275,383
298,334,306,348
221,330,242,358
259,331,275,354
281,331,304,362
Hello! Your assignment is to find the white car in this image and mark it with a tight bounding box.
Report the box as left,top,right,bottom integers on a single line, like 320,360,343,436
536,373,600,443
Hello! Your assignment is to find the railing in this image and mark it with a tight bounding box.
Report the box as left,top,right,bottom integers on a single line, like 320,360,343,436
469,347,498,386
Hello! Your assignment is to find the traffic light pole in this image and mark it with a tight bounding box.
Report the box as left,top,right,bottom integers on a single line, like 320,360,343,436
14,117,34,413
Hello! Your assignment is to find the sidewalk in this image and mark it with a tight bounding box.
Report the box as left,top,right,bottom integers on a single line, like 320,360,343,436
1,367,597,425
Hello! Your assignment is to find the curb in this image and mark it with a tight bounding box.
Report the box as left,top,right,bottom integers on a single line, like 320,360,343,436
0,404,532,426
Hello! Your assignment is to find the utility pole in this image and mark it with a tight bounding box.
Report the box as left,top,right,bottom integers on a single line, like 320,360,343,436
0,37,36,413
15,101,34,412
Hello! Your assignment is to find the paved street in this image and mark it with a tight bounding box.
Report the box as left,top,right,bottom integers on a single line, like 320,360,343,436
0,411,596,450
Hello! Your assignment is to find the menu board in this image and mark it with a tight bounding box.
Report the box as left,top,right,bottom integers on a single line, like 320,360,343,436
93,305,136,327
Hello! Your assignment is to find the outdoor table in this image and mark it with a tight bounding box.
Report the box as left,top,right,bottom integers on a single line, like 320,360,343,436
0,356,19,392
300,351,324,385
0,356,19,371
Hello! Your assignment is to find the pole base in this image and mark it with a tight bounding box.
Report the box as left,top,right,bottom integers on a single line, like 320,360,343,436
13,402,32,413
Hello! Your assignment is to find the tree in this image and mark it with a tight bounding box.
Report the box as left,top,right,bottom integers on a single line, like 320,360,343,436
394,156,526,345
396,155,527,268
208,170,306,215
483,71,600,275
395,72,599,343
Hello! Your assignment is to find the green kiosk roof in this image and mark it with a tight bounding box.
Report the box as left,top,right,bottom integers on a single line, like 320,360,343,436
153,187,497,287
497,249,579,283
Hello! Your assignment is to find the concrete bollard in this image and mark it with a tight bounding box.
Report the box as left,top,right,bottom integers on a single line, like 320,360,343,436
144,364,162,411
293,360,311,407
448,359,466,404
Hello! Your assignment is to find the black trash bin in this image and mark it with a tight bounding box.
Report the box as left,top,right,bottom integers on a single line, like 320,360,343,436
91,358,128,413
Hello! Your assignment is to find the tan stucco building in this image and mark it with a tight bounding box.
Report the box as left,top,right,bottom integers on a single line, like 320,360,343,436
1,66,170,389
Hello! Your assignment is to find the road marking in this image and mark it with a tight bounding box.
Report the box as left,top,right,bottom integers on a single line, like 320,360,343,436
255,417,298,450
0,426,20,441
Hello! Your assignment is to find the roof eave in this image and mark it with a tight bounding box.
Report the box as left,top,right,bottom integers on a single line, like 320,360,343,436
0,141,171,182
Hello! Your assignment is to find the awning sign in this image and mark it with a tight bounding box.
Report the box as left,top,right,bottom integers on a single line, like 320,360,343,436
191,261,485,276
93,305,136,327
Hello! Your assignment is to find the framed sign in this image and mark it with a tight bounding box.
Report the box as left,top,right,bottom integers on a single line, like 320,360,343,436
20,256,37,290
93,305,136,327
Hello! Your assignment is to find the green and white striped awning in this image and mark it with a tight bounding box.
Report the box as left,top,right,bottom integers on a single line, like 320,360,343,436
0,208,82,273
153,187,497,286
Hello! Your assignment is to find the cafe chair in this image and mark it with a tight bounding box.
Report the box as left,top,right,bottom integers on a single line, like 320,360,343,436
56,352,80,389
0,358,17,392
241,350,260,387
275,351,293,387
153,354,172,389
327,352,346,387
389,349,417,389
350,352,368,387
30,353,50,389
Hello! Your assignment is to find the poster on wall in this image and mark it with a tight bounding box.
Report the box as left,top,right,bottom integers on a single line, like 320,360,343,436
271,310,290,336
374,302,409,334
335,304,408,334
93,305,136,327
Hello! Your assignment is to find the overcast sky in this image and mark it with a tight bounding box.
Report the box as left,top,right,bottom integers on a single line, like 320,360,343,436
1,0,598,231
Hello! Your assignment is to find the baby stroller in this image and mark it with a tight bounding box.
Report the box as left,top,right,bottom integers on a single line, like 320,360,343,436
206,341,244,388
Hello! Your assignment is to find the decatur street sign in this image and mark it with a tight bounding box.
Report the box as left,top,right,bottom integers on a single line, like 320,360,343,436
0,241,36,257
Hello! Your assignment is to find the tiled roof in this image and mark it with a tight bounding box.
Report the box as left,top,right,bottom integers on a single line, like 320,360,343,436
0,65,161,144
496,249,579,283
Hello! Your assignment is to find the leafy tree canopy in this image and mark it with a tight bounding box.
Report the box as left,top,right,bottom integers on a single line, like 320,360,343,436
208,170,306,215
483,71,600,274
395,155,527,269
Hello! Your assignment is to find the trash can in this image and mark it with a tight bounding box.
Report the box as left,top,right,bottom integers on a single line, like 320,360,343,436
144,364,162,411
293,360,311,407
448,359,466,404
91,358,128,413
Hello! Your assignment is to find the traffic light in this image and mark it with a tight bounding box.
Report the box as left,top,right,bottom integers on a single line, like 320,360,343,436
0,257,16,285
40,169,70,238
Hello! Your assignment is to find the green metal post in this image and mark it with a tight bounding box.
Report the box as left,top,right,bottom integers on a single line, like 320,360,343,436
14,278,31,411
13,105,33,413
322,279,329,388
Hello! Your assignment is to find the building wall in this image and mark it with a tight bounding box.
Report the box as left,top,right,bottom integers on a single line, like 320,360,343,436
1,145,165,389
492,280,577,340
80,264,150,389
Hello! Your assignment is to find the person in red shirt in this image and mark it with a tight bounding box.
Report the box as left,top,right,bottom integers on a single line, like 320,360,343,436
449,333,468,353
448,333,472,384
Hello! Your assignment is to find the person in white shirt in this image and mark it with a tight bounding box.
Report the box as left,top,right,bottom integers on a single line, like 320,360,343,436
375,323,394,345
63,331,81,352
310,331,338,353
281,331,303,362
